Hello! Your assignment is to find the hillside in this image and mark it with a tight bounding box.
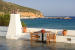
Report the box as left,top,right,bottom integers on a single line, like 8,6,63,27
0,0,44,17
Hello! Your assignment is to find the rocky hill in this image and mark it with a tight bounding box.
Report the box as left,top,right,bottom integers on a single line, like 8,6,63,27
19,12,44,18
0,0,44,17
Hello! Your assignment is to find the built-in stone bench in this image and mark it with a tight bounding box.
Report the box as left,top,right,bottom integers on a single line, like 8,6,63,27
20,32,75,43
56,34,75,43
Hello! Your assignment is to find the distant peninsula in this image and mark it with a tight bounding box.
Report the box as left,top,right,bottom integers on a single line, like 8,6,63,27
0,0,44,18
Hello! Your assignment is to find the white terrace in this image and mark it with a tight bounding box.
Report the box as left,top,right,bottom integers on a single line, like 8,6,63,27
0,26,75,43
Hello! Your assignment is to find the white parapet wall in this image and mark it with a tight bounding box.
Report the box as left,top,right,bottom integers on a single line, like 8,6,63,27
56,35,75,43
21,28,75,43
0,26,75,43
6,14,22,39
0,26,8,36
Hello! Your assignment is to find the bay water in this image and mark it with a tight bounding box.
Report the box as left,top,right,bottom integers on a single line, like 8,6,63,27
21,17,75,30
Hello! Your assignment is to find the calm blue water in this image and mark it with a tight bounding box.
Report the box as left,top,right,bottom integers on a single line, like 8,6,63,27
21,17,75,30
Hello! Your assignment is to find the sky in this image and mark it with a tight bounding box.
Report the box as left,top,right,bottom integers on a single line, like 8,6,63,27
3,0,75,16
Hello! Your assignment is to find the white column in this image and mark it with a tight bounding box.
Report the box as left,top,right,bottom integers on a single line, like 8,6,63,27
6,14,22,39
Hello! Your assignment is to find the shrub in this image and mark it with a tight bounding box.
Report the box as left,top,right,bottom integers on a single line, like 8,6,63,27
21,21,27,27
0,14,27,27
0,14,10,26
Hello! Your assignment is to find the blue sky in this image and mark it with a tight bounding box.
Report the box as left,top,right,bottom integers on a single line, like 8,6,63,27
3,0,75,16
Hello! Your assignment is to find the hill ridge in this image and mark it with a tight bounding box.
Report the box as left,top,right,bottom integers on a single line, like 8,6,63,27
0,0,44,17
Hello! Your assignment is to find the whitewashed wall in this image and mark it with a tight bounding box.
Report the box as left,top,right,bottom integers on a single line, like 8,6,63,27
6,14,22,39
0,26,75,43
0,26,8,36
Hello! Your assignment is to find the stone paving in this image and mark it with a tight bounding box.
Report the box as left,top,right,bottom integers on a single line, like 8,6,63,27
0,36,75,50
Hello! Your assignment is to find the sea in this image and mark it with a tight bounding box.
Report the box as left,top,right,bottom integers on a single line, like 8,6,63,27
21,16,75,30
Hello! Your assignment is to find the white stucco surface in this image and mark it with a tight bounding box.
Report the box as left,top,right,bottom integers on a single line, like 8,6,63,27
0,26,75,43
6,14,22,39
0,26,8,36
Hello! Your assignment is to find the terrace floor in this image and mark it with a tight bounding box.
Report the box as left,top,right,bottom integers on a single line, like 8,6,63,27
0,36,75,50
